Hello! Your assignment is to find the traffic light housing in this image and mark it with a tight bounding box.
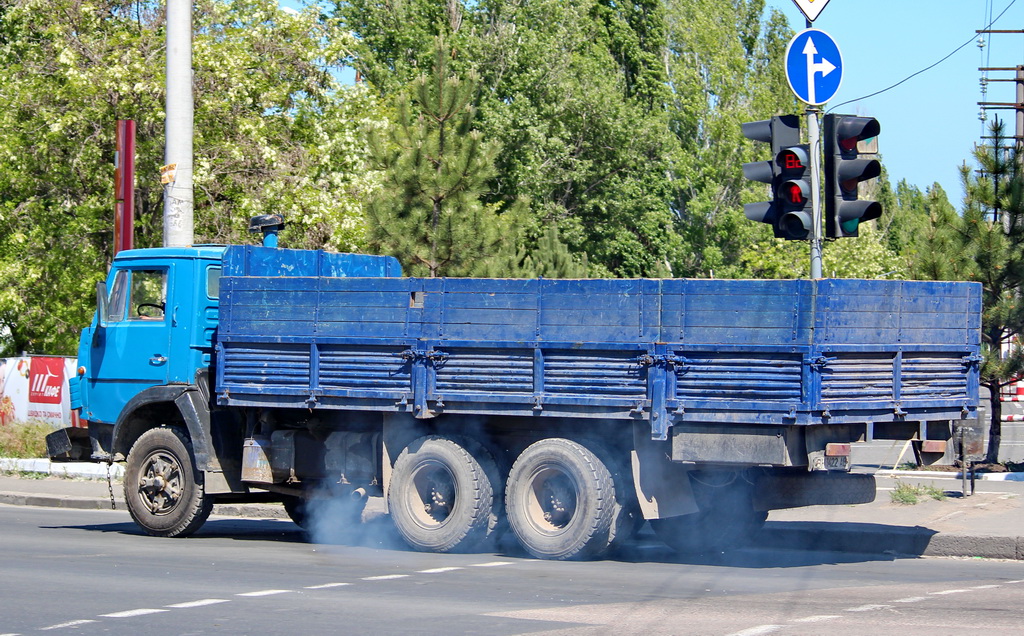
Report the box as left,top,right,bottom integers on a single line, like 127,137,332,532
824,114,882,238
741,115,811,240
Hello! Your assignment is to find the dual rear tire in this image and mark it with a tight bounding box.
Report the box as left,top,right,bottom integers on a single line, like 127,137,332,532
388,435,628,560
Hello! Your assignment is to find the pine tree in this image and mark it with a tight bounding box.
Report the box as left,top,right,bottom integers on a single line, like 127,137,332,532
913,119,1024,463
365,36,513,278
510,226,590,279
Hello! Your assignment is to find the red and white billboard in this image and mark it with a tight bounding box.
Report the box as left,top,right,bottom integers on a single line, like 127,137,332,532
0,356,78,428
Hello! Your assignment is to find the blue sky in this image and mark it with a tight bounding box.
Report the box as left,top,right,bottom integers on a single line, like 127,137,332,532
766,0,1023,205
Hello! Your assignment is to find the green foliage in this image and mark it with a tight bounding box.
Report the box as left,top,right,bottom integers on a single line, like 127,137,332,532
910,119,1024,463
0,0,379,354
0,421,52,459
505,226,590,279
889,481,947,505
341,0,798,279
365,37,517,277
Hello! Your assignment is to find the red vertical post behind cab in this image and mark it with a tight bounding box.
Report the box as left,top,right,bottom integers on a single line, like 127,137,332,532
113,120,136,255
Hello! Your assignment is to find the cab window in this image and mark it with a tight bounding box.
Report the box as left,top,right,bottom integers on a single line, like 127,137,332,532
130,270,167,320
107,269,167,322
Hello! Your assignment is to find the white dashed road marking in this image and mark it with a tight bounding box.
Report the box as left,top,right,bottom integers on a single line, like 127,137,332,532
791,615,840,623
165,599,231,609
930,589,970,595
892,596,929,603
471,561,513,567
728,625,782,636
39,620,96,630
845,604,891,612
18,558,501,632
99,609,170,618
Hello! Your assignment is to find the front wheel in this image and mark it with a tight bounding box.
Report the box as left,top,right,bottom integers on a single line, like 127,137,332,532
505,438,616,560
124,427,213,538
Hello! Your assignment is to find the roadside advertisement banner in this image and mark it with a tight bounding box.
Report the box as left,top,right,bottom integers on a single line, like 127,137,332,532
0,356,78,428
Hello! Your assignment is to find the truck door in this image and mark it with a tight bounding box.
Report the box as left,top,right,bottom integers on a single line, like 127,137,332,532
84,266,172,424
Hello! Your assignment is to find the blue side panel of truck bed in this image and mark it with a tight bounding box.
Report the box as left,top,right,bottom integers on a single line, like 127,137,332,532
214,247,982,440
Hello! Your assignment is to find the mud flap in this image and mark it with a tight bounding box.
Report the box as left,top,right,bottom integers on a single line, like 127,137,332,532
631,425,698,520
45,429,73,459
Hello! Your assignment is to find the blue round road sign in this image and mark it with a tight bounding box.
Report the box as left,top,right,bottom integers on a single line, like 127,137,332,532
785,29,843,106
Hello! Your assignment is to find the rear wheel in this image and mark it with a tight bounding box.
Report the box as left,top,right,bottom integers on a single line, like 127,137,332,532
388,435,500,553
505,438,616,560
124,427,213,538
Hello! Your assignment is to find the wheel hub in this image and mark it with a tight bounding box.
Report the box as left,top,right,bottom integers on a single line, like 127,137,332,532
137,452,183,515
409,461,457,528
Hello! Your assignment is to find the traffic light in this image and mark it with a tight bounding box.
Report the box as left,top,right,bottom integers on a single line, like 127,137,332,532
824,114,882,238
741,115,811,240
774,144,812,240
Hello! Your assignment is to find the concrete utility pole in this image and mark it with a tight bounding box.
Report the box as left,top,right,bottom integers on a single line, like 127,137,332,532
805,18,823,280
163,0,194,247
807,107,822,280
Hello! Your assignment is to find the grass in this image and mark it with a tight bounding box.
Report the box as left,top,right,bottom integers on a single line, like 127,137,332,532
890,481,948,505
0,470,49,479
0,420,52,458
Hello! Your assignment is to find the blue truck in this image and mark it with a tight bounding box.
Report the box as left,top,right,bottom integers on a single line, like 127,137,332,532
47,227,982,559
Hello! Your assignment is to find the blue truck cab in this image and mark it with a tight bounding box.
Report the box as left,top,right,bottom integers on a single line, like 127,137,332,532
76,246,224,428
51,237,982,560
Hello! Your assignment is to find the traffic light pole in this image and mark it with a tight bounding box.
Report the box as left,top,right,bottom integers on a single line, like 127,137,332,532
807,107,822,279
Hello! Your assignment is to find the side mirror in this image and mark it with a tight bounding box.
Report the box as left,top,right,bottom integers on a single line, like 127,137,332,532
95,280,108,328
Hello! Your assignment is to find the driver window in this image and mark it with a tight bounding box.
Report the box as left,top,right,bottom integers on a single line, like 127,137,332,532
129,270,167,321
107,270,129,322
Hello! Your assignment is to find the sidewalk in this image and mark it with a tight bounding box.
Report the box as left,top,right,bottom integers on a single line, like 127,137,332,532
1,459,1022,560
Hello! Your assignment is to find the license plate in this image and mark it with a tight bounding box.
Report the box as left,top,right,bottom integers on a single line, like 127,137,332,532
824,455,850,471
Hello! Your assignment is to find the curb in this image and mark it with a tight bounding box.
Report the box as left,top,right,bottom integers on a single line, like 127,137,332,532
0,492,120,511
0,458,124,480
759,522,1024,560
876,470,1024,482
0,490,288,520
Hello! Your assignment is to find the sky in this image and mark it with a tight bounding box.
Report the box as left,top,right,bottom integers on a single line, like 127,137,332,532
765,0,1024,204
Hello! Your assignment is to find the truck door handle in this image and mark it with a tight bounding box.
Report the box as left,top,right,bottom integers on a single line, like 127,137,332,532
150,355,168,365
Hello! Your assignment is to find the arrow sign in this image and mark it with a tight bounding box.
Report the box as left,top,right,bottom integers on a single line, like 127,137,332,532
785,29,843,106
792,0,831,22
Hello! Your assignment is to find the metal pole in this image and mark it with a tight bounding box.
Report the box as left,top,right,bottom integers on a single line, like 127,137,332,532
163,0,194,247
1016,65,1024,148
808,107,822,279
113,120,136,256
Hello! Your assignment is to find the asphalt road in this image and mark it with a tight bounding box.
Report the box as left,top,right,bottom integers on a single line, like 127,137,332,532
3,504,1024,636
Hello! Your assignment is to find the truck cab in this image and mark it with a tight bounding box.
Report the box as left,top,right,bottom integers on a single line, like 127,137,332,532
70,246,224,459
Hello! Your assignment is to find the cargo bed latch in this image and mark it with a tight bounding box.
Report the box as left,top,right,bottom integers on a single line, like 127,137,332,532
806,355,836,369
426,350,449,365
636,353,686,369
961,353,983,368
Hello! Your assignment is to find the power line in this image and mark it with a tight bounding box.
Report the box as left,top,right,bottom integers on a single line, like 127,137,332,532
827,0,1017,113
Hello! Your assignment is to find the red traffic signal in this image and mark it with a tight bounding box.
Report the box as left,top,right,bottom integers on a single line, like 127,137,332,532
824,114,882,238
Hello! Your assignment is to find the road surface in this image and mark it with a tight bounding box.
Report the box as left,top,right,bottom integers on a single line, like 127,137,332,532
2,505,1023,635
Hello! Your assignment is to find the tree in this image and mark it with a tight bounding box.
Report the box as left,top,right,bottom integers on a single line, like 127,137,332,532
365,37,516,278
912,119,1024,463
0,0,379,355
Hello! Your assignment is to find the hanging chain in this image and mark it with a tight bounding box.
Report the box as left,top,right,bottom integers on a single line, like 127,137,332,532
106,461,116,510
